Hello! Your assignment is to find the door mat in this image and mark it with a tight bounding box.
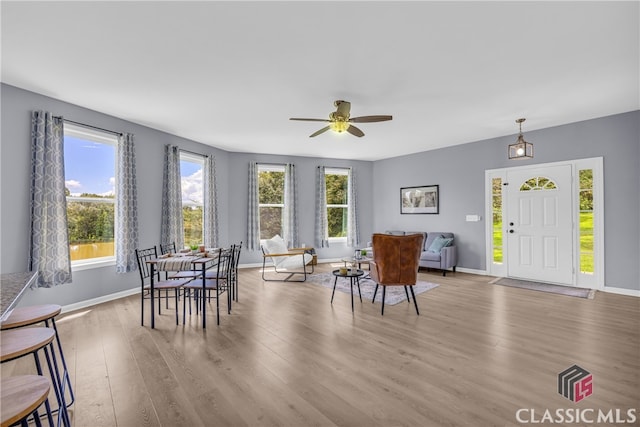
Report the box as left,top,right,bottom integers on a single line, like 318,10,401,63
489,277,595,299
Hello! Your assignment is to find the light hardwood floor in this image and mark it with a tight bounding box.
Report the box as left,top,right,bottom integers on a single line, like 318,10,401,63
2,263,639,427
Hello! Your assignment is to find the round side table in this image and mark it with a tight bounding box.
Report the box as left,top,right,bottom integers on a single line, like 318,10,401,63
331,269,364,312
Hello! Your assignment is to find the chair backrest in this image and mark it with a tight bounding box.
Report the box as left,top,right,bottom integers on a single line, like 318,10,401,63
135,246,160,284
371,233,424,286
214,246,234,282
159,242,177,255
232,241,243,276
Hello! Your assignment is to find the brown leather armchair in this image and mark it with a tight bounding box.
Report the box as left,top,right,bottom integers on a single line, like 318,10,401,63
370,233,424,315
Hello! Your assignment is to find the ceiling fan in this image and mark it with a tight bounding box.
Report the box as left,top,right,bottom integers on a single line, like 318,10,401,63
290,100,392,138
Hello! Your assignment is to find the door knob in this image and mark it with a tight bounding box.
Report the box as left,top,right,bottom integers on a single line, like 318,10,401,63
509,229,515,233
509,222,514,226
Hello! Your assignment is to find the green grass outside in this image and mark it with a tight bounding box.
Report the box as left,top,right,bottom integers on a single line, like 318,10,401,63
492,211,594,273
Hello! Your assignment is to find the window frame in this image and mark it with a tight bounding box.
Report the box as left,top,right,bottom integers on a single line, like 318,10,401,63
324,167,349,243
64,123,118,271
258,164,285,242
179,151,205,247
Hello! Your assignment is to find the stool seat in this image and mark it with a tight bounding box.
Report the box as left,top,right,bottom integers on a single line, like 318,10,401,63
0,328,55,363
1,304,62,330
1,375,50,427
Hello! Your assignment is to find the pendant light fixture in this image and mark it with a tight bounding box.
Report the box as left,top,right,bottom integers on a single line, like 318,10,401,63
508,118,533,159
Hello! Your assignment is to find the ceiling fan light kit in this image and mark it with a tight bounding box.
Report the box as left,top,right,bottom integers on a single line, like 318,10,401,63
508,118,534,159
290,100,392,138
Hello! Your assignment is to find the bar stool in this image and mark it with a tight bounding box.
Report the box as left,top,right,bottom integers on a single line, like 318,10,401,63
1,375,52,427
1,305,74,412
0,328,70,427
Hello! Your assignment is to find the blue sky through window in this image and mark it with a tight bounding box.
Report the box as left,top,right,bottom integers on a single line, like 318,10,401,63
64,136,115,196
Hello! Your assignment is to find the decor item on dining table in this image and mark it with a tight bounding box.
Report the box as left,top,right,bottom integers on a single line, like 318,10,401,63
401,185,439,214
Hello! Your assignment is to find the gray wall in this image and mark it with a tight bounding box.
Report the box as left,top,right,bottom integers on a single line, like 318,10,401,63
373,111,640,290
1,84,230,306
0,84,375,307
1,84,638,309
225,153,374,266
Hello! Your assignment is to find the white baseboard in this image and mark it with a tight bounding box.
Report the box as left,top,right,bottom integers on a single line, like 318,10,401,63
602,286,640,297
454,267,487,275
61,287,139,314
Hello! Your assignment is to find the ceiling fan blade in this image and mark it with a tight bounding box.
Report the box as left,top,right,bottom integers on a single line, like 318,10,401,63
349,115,393,123
290,118,331,122
347,125,364,137
310,126,331,137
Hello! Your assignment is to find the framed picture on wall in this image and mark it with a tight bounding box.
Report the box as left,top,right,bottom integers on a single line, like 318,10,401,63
400,185,439,214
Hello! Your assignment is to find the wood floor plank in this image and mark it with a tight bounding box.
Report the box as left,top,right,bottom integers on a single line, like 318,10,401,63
36,264,639,426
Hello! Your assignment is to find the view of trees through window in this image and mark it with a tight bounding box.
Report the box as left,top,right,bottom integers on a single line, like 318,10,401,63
180,154,204,248
258,166,284,240
326,170,348,238
491,178,503,264
579,169,594,274
64,126,117,262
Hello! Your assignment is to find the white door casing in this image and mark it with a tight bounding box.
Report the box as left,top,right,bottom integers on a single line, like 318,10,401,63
506,165,574,285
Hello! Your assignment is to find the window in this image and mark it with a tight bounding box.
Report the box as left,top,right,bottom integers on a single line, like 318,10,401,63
578,169,594,275
491,177,503,264
180,152,204,247
258,164,285,240
325,168,349,240
64,124,117,266
519,176,557,191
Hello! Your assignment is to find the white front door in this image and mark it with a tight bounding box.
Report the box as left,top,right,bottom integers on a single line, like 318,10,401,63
506,165,574,285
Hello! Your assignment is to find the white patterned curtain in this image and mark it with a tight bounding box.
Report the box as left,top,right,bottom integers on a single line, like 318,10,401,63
282,163,299,248
116,133,139,272
29,111,72,287
347,167,360,247
203,154,219,248
161,145,184,250
247,161,260,251
314,166,329,248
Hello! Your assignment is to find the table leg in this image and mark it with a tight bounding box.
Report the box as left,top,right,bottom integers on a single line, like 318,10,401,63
350,277,354,312
356,276,362,302
150,263,155,329
331,276,338,304
202,262,207,329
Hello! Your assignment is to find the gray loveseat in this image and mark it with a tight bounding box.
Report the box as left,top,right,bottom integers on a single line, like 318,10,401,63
384,231,457,276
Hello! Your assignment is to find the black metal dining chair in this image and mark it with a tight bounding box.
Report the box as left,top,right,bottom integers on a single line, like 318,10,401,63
184,247,233,326
135,246,193,326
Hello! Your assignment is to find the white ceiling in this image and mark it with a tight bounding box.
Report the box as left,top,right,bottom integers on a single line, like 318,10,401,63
2,1,638,161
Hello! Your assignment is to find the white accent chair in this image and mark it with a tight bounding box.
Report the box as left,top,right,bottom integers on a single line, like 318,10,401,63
261,235,314,282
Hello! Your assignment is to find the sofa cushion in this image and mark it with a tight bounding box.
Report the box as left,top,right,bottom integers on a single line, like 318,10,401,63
427,235,454,253
424,232,454,251
264,234,288,265
421,251,442,262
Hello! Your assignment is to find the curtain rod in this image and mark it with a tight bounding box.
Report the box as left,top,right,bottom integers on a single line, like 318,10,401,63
57,117,123,136
318,165,351,170
179,148,206,158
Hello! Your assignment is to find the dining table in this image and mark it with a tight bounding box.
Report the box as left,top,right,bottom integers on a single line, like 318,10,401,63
147,253,218,329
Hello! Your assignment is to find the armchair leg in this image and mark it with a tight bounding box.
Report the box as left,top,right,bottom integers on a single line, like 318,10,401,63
409,285,420,315
381,286,386,315
403,286,410,303
372,284,379,303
